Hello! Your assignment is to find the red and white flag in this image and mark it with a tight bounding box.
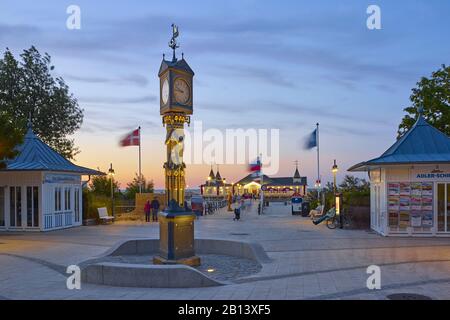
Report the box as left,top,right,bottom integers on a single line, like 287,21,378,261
119,128,140,147
248,158,261,172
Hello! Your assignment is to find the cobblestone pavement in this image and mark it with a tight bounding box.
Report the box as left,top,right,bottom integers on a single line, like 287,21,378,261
0,201,449,300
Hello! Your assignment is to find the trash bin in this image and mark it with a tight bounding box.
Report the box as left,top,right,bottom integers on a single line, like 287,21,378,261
291,197,303,215
301,202,310,217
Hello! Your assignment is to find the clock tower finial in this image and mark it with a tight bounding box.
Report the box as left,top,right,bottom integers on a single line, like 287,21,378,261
168,23,180,62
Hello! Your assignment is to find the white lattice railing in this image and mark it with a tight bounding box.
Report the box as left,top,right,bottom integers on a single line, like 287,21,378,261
44,211,73,230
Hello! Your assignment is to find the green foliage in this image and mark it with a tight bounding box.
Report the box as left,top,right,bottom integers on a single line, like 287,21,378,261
82,189,112,220
124,173,154,200
339,175,370,193
0,112,23,168
307,175,370,212
339,175,370,209
0,46,83,159
89,174,120,197
398,64,450,138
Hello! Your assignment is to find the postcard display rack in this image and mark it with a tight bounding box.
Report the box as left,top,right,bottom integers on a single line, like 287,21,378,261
388,182,433,231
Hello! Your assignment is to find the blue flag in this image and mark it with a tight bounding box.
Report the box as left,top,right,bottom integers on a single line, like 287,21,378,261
304,129,317,149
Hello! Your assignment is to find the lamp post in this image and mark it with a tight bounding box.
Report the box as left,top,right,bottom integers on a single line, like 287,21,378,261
108,163,115,217
332,159,338,194
331,159,343,229
314,179,321,205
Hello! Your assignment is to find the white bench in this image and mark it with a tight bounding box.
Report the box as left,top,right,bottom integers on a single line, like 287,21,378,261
98,207,114,224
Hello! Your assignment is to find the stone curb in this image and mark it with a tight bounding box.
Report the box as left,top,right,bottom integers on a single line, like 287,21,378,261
80,238,272,288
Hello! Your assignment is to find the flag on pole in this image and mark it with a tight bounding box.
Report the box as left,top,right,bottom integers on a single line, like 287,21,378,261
119,128,140,147
303,123,321,204
303,129,317,149
248,157,262,181
248,158,261,172
119,127,143,193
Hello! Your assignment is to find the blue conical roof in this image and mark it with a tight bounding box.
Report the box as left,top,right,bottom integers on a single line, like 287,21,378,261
3,125,103,175
349,116,450,171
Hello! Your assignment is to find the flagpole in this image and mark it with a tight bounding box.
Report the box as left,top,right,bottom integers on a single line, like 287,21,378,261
316,123,320,204
138,126,142,193
259,154,263,211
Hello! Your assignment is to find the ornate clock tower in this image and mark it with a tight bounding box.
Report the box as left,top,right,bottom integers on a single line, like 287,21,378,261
154,24,200,267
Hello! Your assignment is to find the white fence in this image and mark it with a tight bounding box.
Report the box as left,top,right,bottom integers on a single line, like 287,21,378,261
44,211,73,231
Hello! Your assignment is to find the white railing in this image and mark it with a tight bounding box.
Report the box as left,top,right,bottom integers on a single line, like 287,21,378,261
64,211,72,226
55,212,64,228
44,211,73,230
44,213,53,230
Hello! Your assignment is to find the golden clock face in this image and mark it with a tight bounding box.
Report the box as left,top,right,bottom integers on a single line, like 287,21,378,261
173,78,190,104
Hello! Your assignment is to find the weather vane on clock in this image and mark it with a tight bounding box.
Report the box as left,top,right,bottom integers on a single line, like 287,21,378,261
168,23,180,61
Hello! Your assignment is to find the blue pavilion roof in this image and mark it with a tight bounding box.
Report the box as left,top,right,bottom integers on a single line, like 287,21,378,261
2,125,104,175
349,116,450,171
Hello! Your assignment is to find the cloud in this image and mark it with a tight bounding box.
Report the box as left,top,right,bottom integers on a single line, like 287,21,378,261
214,64,296,88
78,95,157,105
80,117,160,134
0,11,417,88
0,23,40,42
196,99,394,128
64,73,149,87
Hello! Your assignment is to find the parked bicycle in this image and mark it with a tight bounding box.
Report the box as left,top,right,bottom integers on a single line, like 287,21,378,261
313,207,352,229
326,211,352,229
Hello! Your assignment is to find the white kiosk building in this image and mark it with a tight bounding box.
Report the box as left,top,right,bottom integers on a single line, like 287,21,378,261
349,114,450,237
0,124,103,232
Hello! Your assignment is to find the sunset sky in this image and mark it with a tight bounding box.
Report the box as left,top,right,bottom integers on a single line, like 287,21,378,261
1,0,450,189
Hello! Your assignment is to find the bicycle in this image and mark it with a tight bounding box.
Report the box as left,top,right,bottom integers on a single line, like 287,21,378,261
326,211,352,229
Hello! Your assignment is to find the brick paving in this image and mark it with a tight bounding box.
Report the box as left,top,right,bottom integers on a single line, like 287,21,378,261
0,200,449,300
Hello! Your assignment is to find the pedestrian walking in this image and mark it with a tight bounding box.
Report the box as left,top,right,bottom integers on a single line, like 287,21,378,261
150,198,160,222
144,200,151,222
233,200,241,221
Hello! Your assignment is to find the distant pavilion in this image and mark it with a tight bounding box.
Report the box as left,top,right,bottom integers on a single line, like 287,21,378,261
200,165,307,200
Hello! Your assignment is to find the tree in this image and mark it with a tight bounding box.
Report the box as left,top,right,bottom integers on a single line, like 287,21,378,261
124,173,154,200
339,175,370,192
89,175,120,197
398,64,450,138
324,181,334,192
0,112,23,168
0,46,83,159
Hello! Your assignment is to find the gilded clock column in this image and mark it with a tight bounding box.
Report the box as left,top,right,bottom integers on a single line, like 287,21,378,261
153,24,200,267
163,113,188,207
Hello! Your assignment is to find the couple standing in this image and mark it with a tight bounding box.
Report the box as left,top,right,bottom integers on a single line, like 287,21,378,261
144,199,160,222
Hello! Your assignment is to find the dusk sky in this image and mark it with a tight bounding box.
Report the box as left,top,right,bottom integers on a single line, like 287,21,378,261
1,0,449,188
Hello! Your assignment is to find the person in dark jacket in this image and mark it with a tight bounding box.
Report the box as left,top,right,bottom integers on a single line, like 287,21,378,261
144,200,151,222
150,198,160,222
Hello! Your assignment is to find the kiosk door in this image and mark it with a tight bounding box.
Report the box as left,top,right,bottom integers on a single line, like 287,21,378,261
437,183,450,233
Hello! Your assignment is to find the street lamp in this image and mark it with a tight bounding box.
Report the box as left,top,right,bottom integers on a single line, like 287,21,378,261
331,159,343,229
108,163,115,217
331,159,338,194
